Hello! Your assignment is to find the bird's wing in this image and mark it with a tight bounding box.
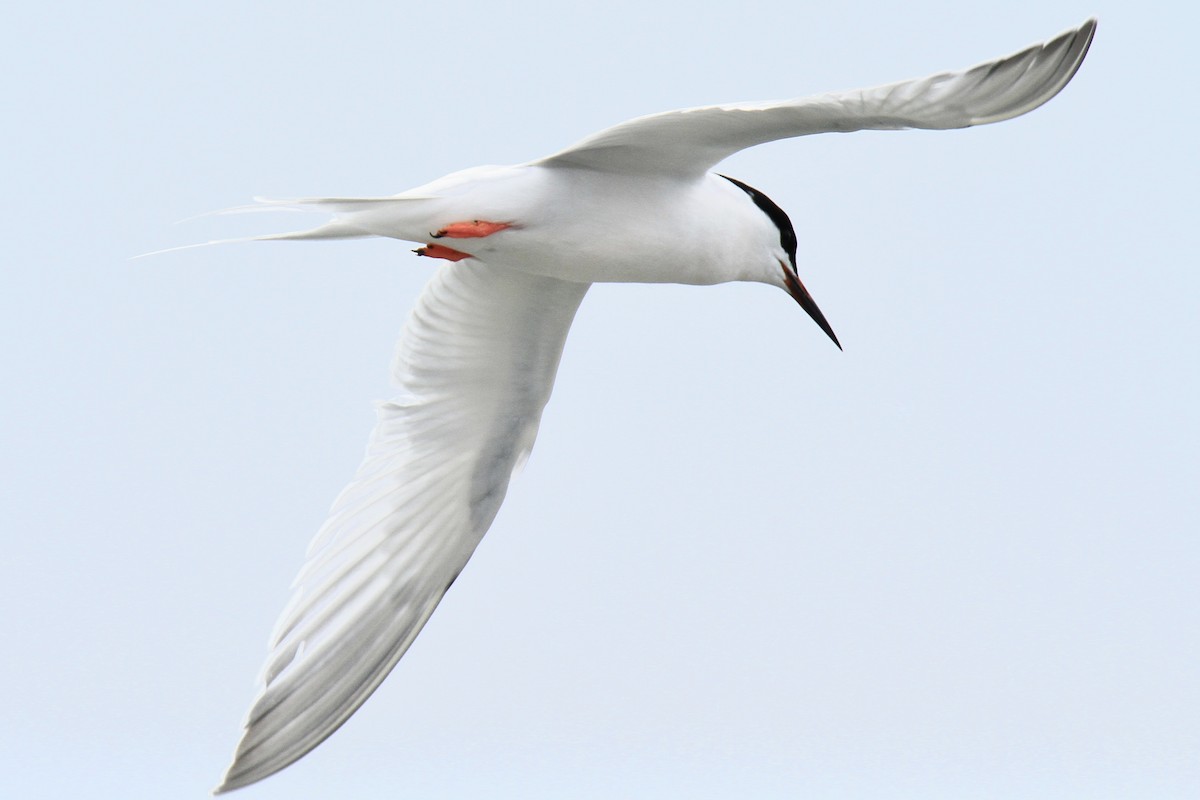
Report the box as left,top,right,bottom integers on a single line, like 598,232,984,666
537,19,1095,177
216,262,590,793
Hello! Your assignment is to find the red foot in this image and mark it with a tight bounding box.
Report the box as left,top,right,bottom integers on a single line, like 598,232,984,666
431,220,512,239
414,244,471,262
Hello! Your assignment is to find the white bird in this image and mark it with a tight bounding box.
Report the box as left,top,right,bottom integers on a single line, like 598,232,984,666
211,19,1095,793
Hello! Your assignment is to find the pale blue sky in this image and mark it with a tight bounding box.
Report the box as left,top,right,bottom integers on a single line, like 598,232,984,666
2,1,1197,798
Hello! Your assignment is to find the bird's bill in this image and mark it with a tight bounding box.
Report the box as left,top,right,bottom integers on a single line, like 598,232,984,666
782,265,842,350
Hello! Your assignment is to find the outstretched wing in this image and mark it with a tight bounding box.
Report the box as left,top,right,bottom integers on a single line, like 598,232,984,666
216,263,590,793
538,19,1095,176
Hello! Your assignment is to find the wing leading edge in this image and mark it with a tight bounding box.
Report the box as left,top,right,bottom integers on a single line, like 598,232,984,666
538,19,1095,176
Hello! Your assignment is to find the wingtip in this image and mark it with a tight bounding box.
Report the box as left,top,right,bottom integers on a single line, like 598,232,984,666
211,781,246,796
211,760,241,795
1054,16,1098,100
1080,17,1099,61
1073,17,1099,63
211,761,256,795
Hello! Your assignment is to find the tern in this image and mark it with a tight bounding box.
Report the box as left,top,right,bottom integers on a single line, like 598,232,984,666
210,19,1096,793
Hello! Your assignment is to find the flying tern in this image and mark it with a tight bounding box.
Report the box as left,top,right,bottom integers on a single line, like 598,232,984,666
208,19,1096,792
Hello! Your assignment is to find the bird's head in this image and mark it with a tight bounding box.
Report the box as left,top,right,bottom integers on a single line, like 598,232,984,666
720,174,842,350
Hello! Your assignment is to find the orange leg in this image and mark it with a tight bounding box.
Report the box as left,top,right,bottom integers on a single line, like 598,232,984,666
431,220,512,239
413,244,472,262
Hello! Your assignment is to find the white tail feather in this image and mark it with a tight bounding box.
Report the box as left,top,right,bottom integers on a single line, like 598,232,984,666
252,195,434,212
143,194,440,258
257,221,372,241
134,222,371,259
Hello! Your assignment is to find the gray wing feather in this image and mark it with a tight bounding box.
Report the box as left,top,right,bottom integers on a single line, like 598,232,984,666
215,263,589,793
539,19,1095,176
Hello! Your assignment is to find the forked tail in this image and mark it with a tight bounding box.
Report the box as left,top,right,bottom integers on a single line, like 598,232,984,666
139,195,437,258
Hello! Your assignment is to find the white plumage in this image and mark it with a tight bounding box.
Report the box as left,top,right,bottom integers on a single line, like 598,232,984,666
213,19,1095,793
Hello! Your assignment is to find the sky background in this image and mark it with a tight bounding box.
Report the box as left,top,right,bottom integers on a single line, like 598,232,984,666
2,1,1197,798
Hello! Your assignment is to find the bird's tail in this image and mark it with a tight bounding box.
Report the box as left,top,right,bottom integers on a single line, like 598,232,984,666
138,195,436,258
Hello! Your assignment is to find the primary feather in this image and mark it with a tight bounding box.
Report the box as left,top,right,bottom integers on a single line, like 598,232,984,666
215,264,588,792
539,19,1094,175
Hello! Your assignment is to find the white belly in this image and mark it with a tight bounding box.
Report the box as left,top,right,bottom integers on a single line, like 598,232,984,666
377,165,770,286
